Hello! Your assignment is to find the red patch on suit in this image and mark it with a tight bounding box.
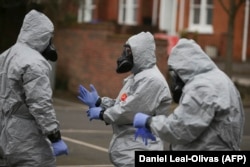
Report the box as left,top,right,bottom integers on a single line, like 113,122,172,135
120,93,127,101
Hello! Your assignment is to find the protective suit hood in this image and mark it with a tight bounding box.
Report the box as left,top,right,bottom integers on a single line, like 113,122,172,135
127,32,156,74
168,39,217,83
17,10,54,53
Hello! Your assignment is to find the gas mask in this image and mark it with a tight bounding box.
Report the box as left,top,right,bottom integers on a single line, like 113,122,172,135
116,44,133,73
41,39,58,62
169,70,185,103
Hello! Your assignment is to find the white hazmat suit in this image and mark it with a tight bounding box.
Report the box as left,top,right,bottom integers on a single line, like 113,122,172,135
0,10,59,166
101,32,172,166
150,39,245,150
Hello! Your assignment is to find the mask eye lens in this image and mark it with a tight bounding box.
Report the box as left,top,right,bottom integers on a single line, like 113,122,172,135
123,45,132,55
126,48,132,56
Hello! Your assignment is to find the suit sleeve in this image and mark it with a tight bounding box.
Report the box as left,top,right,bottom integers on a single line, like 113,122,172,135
103,77,168,125
150,87,216,144
22,62,59,135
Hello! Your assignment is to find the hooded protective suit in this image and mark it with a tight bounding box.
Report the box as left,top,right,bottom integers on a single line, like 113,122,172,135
0,10,59,166
150,39,245,150
100,32,172,166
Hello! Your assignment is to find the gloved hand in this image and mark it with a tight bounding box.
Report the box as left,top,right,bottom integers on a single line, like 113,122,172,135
133,112,150,128
135,128,156,145
52,139,68,156
87,107,103,121
78,84,99,108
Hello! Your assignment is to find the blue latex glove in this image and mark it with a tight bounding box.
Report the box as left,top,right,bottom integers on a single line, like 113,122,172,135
78,84,99,108
87,107,102,121
133,112,150,128
52,140,68,156
135,128,156,145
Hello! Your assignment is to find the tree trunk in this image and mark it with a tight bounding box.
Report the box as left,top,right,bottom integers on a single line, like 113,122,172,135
224,0,237,78
225,14,234,78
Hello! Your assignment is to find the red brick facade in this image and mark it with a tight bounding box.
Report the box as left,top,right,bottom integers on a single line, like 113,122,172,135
52,0,249,96
177,0,250,61
54,23,168,98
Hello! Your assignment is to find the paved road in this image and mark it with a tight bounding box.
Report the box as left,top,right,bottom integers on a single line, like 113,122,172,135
54,97,250,167
53,98,112,167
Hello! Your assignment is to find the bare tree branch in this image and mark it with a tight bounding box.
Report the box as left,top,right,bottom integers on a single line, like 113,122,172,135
236,0,245,11
218,0,230,15
218,0,245,77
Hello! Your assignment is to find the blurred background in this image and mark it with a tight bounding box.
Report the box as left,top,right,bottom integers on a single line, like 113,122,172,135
0,0,250,166
0,0,249,100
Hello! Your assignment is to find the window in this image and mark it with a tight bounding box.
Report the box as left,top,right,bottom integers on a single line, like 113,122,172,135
189,0,213,33
118,0,138,25
77,0,96,23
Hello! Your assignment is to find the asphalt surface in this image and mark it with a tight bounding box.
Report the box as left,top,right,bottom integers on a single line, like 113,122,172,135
53,94,250,167
53,98,113,167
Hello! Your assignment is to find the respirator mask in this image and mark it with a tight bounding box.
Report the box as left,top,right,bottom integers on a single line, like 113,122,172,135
42,39,58,62
169,70,185,103
116,44,133,73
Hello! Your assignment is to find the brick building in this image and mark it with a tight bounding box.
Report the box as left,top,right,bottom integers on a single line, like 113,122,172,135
53,0,249,96
0,0,249,97
55,24,168,98
57,0,249,61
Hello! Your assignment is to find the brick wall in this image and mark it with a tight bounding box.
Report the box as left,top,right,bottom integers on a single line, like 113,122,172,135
180,0,250,61
54,23,168,98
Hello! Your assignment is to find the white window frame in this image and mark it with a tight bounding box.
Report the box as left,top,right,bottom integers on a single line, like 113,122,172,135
77,0,96,23
188,0,214,34
118,0,138,25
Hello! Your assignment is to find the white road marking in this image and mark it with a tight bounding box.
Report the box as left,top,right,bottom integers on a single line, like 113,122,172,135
61,129,112,134
62,136,109,153
57,165,113,167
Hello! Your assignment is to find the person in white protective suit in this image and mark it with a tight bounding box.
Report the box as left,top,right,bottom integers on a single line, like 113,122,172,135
78,32,172,166
133,38,245,150
0,10,68,167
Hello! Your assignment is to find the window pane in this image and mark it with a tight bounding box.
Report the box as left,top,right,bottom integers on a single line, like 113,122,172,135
133,8,137,22
193,8,200,24
123,8,126,22
206,8,213,24
133,0,137,22
194,0,201,5
207,0,213,5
